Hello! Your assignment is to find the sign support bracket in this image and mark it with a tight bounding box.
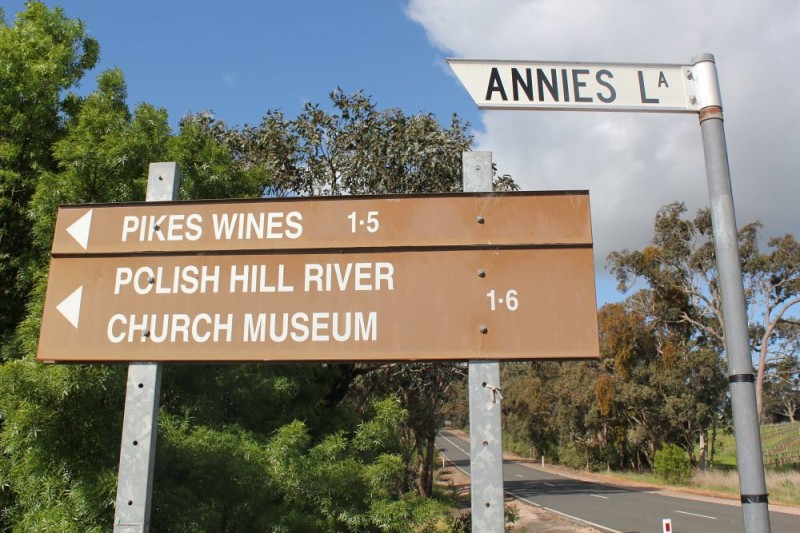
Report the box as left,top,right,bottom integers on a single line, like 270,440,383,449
113,162,181,533
464,151,505,532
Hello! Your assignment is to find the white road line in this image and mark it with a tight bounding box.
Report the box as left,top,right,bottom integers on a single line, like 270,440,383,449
515,474,524,478
436,435,471,478
437,433,621,533
676,510,718,520
513,494,623,533
590,494,609,499
439,435,468,455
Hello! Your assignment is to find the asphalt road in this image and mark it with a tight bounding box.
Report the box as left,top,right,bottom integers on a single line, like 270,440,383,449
436,430,800,533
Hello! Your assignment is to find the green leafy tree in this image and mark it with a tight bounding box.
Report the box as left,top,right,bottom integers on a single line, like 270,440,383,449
1,65,171,530
354,363,465,497
747,233,800,418
500,362,559,460
608,203,752,464
762,337,800,422
168,113,268,200
176,88,485,197
609,202,800,423
0,1,98,354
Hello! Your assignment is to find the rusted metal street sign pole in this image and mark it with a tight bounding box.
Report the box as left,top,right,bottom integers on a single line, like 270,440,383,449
114,162,180,532
464,151,505,532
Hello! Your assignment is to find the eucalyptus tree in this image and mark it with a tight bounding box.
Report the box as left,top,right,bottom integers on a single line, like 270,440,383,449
747,233,800,418
608,201,798,449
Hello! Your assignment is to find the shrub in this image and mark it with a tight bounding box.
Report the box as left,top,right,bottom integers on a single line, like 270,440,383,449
557,442,585,470
654,444,692,484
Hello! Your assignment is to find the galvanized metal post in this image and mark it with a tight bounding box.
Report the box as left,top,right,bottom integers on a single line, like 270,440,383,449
693,54,771,533
114,162,181,533
463,151,505,532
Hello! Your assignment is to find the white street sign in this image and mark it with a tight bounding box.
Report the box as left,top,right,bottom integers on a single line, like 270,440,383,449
447,59,705,113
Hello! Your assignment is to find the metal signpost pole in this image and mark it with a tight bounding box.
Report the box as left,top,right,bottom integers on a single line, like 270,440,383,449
693,54,771,532
463,151,505,532
114,162,181,533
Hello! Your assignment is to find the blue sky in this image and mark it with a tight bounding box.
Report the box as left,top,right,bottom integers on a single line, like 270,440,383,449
5,1,799,307
3,1,479,129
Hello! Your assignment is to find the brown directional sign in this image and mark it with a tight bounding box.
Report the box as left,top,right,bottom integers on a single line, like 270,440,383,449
39,191,600,362
51,191,592,254
37,247,599,362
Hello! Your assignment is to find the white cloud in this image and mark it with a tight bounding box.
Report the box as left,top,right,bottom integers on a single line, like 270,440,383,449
407,0,800,299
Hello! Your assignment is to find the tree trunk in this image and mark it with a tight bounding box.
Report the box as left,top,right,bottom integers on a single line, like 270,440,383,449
416,436,435,497
782,400,798,423
698,429,708,471
686,431,698,467
756,336,770,422
710,419,717,466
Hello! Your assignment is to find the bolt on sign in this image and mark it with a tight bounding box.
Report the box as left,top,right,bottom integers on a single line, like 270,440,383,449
38,192,600,363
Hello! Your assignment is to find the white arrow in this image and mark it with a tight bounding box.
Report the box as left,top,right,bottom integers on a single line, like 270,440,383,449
56,286,83,329
66,209,93,250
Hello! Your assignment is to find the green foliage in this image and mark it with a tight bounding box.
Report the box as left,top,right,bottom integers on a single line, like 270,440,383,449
168,114,267,200
443,503,520,533
558,442,588,470
352,363,466,498
0,360,124,531
172,88,499,198
654,444,692,484
0,1,99,346
499,362,559,462
277,89,472,195
608,202,800,423
31,68,170,249
149,397,453,532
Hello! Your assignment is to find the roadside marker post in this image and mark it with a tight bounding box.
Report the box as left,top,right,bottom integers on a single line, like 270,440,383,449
450,53,771,532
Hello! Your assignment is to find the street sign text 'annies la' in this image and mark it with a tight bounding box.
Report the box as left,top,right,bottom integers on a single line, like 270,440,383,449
447,59,701,112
